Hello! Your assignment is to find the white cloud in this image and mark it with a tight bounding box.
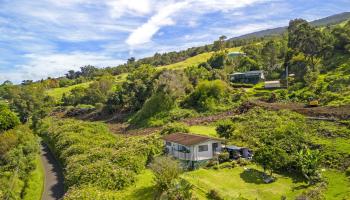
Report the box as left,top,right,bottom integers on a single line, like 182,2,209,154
0,52,124,83
126,1,188,47
107,0,153,18
125,0,274,47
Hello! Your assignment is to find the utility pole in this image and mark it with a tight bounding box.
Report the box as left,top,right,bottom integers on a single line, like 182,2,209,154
286,65,289,89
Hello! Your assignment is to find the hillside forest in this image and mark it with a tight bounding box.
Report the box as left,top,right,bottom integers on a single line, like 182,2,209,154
0,17,350,200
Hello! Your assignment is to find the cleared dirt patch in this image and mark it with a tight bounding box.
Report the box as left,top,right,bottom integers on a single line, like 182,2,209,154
252,101,350,120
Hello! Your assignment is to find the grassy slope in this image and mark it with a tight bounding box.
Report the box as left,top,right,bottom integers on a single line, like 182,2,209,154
158,47,242,71
22,155,44,200
114,170,155,199
323,170,350,199
115,166,309,200
46,47,242,101
46,81,91,100
189,125,218,137
47,73,128,101
183,165,307,200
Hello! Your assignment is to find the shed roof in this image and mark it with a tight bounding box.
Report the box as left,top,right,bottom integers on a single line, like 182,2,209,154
162,133,223,146
231,70,264,76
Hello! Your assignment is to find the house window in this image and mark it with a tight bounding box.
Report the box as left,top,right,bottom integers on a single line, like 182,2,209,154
198,145,208,152
166,142,171,146
177,145,190,153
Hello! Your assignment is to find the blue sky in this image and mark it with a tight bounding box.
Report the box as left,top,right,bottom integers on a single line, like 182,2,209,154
0,0,349,83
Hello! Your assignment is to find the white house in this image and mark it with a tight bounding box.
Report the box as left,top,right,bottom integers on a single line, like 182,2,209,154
162,133,223,161
264,80,281,89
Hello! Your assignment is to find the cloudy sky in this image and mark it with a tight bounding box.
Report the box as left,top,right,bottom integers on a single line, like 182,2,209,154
0,0,349,83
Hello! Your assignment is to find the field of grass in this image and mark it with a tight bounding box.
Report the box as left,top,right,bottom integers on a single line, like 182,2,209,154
22,155,44,200
158,52,214,70
114,170,155,200
158,47,242,71
89,162,349,200
323,170,350,199
47,73,129,101
183,165,307,200
46,81,91,100
312,136,350,154
189,125,218,137
46,47,242,101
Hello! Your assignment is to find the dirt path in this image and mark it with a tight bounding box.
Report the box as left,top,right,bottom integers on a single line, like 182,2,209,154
40,143,65,200
251,100,350,120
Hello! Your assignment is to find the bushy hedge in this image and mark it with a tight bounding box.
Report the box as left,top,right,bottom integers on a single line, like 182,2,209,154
40,117,162,198
0,125,39,199
183,80,232,112
0,105,20,132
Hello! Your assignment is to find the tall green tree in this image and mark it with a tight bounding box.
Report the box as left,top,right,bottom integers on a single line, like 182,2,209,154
6,85,54,131
332,20,350,53
287,19,325,69
149,156,183,199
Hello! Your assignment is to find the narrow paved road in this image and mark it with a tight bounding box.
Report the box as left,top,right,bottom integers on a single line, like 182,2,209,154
40,143,65,200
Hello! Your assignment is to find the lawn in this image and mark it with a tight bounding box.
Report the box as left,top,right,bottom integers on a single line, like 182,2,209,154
323,170,350,199
183,165,308,200
158,47,242,71
312,136,350,154
114,170,155,200
22,155,44,200
46,73,129,101
158,52,214,70
189,125,218,137
46,81,91,100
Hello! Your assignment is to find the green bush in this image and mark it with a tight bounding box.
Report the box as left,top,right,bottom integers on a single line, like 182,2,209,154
237,158,250,166
64,186,120,200
130,92,174,127
206,160,219,168
218,151,230,163
0,125,39,199
218,162,234,169
207,189,223,200
160,122,189,135
216,119,235,140
183,80,231,112
40,118,162,193
346,167,350,177
0,108,20,132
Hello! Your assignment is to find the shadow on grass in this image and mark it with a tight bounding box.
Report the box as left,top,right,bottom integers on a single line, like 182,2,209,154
129,186,155,200
239,169,266,184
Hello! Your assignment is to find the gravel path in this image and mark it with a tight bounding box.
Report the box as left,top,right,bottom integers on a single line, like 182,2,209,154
40,143,65,200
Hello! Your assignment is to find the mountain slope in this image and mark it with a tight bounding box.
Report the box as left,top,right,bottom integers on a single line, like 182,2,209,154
230,12,350,40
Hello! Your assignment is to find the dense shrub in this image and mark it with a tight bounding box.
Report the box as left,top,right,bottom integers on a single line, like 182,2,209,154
160,122,190,135
216,119,235,140
183,80,231,112
0,108,20,132
40,118,162,196
207,189,223,200
64,186,120,200
0,125,39,199
218,151,230,163
207,52,227,69
149,156,183,198
130,92,175,127
218,162,235,169
205,160,219,168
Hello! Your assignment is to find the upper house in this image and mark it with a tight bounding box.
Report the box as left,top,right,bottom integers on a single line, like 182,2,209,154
162,133,223,162
229,70,265,84
227,51,246,59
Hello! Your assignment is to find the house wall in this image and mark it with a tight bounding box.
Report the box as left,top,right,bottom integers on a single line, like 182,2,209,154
192,140,221,161
164,140,221,161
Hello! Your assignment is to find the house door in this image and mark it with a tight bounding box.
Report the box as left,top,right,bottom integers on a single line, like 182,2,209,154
212,143,218,156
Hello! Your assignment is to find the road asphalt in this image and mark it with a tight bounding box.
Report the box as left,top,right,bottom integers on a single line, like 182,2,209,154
40,143,65,200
